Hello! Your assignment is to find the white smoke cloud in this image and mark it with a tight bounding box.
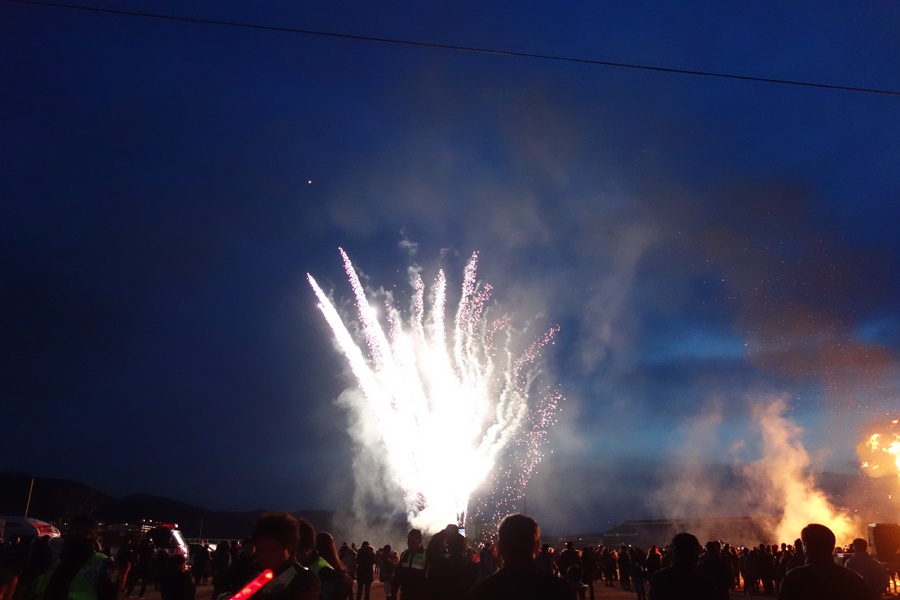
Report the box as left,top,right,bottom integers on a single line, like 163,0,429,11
398,235,419,258
336,387,405,519
576,223,658,373
649,402,727,521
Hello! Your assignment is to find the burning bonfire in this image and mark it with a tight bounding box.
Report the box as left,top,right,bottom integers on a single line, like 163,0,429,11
859,418,900,479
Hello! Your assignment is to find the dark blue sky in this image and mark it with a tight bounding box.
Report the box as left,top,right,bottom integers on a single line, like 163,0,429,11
2,1,899,532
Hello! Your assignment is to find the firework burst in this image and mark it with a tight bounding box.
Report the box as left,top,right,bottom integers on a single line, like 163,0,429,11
308,249,562,532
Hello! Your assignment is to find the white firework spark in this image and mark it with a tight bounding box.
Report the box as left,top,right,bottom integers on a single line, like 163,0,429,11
308,248,561,532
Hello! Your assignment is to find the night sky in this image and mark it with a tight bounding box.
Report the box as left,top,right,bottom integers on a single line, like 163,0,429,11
3,1,899,533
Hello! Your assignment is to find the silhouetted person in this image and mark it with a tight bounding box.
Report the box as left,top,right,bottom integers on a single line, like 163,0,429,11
556,543,579,583
600,548,616,586
160,555,194,600
126,538,154,597
378,545,396,600
337,543,356,600
535,544,555,574
354,542,374,600
117,540,136,592
394,529,426,600
191,545,210,587
786,538,805,572
645,546,662,582
250,512,319,600
777,523,869,600
580,546,596,600
756,544,776,595
617,546,632,591
565,565,586,600
225,539,256,594
426,532,476,600
32,516,117,600
311,532,353,600
476,545,495,582
211,540,231,600
468,513,575,600
697,541,731,600
153,549,169,592
631,557,647,600
843,538,889,600
648,533,715,600
24,535,54,593
0,541,20,600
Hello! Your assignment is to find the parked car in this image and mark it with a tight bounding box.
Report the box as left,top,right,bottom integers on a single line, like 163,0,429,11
0,516,61,542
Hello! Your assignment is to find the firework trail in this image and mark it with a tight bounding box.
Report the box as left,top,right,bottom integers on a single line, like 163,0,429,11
308,249,561,532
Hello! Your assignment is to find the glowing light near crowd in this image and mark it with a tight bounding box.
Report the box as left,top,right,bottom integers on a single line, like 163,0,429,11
858,418,900,478
227,570,273,600
308,249,561,532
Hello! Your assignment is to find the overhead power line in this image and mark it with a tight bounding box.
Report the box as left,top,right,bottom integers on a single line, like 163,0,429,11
7,0,900,97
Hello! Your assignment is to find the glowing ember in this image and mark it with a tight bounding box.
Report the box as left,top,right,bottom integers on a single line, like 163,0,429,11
308,249,561,532
858,418,900,478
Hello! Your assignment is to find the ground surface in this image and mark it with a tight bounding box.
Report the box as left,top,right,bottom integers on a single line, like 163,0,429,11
135,576,899,600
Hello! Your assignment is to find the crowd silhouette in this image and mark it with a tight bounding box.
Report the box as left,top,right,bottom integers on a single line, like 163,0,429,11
2,514,898,600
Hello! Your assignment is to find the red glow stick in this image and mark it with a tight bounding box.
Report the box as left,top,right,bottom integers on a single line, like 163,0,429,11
228,570,274,600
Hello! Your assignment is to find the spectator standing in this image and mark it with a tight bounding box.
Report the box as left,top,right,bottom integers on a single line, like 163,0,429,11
777,523,869,600
630,558,646,600
337,544,356,600
425,532,476,600
126,539,154,598
211,541,232,600
191,545,211,588
697,541,731,600
534,545,555,574
843,538,889,600
647,533,716,600
160,555,194,600
617,547,632,591
32,516,117,600
468,513,575,600
310,532,353,600
395,530,426,600
354,543,375,600
476,546,495,583
250,512,319,600
0,541,20,600
153,550,169,592
556,543,580,582
786,539,805,572
378,547,396,600
116,540,135,592
225,539,256,595
645,547,662,583
757,544,776,595
580,546,596,600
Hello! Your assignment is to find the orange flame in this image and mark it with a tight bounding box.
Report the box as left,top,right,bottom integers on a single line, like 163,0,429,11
858,418,900,478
